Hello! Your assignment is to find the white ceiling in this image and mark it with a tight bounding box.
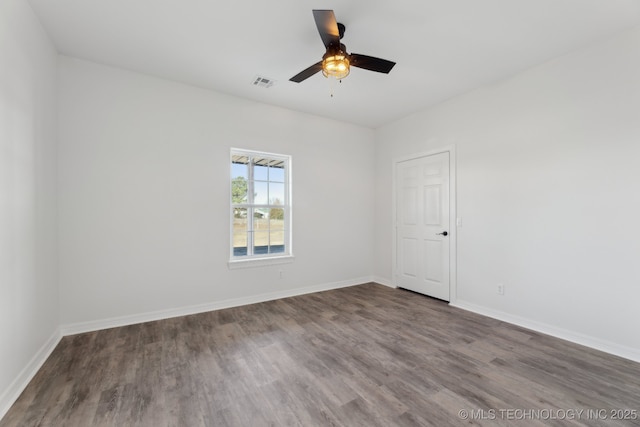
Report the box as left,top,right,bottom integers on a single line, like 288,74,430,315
27,0,640,128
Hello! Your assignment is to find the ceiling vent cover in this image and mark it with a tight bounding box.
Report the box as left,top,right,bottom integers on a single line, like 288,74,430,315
252,76,275,88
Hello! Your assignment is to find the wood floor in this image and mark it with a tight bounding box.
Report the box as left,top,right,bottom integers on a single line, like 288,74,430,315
2,283,639,426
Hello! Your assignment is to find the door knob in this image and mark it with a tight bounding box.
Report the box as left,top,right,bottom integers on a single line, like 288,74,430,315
437,231,448,236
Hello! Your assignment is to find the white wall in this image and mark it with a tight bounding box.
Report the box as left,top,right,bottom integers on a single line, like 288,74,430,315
0,0,59,414
375,26,640,357
58,57,375,326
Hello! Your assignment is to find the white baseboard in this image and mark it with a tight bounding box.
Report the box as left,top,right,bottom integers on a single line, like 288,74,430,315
61,276,371,336
370,276,396,289
0,328,62,421
451,300,640,363
11,281,636,424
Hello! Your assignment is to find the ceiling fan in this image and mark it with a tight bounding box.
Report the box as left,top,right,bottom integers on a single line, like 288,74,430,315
290,10,396,83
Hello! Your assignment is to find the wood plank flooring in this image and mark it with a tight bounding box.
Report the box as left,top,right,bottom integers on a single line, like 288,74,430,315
2,283,639,426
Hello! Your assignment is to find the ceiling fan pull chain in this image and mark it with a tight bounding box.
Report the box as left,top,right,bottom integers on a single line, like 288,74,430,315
328,75,335,98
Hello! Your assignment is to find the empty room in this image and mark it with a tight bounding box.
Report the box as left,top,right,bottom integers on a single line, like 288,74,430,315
2,0,640,425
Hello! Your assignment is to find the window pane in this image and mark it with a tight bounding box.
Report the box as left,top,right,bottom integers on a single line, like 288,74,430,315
233,207,247,220
254,231,269,254
269,166,285,182
253,215,269,231
269,208,284,223
269,227,284,247
233,209,248,256
269,244,285,254
269,183,285,205
254,181,268,204
232,162,248,180
254,163,268,181
231,176,248,204
233,235,248,256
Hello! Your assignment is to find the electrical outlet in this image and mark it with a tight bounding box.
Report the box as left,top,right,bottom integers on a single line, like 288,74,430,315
497,284,505,295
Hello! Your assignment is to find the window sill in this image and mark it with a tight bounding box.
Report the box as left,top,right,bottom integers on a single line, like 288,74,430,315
228,255,295,269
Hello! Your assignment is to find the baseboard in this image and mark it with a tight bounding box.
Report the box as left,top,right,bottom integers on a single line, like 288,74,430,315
370,276,396,289
451,300,640,363
60,276,371,336
6,284,637,422
0,328,62,421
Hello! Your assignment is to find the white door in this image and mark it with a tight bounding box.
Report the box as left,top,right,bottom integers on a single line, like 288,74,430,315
396,152,450,301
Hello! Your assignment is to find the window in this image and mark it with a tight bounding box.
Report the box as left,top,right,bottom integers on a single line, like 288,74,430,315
230,149,292,265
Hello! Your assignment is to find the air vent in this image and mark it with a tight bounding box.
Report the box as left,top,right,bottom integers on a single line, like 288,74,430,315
252,76,275,88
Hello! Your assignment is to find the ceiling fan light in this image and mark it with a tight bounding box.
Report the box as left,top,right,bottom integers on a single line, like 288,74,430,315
322,53,350,80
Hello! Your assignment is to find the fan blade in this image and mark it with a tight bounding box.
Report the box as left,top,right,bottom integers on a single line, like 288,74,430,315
289,61,323,83
313,10,340,48
349,54,396,74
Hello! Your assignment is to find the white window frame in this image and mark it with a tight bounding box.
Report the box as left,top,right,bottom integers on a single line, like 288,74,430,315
228,148,293,269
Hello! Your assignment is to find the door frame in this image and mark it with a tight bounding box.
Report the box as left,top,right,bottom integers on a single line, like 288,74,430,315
392,146,457,303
